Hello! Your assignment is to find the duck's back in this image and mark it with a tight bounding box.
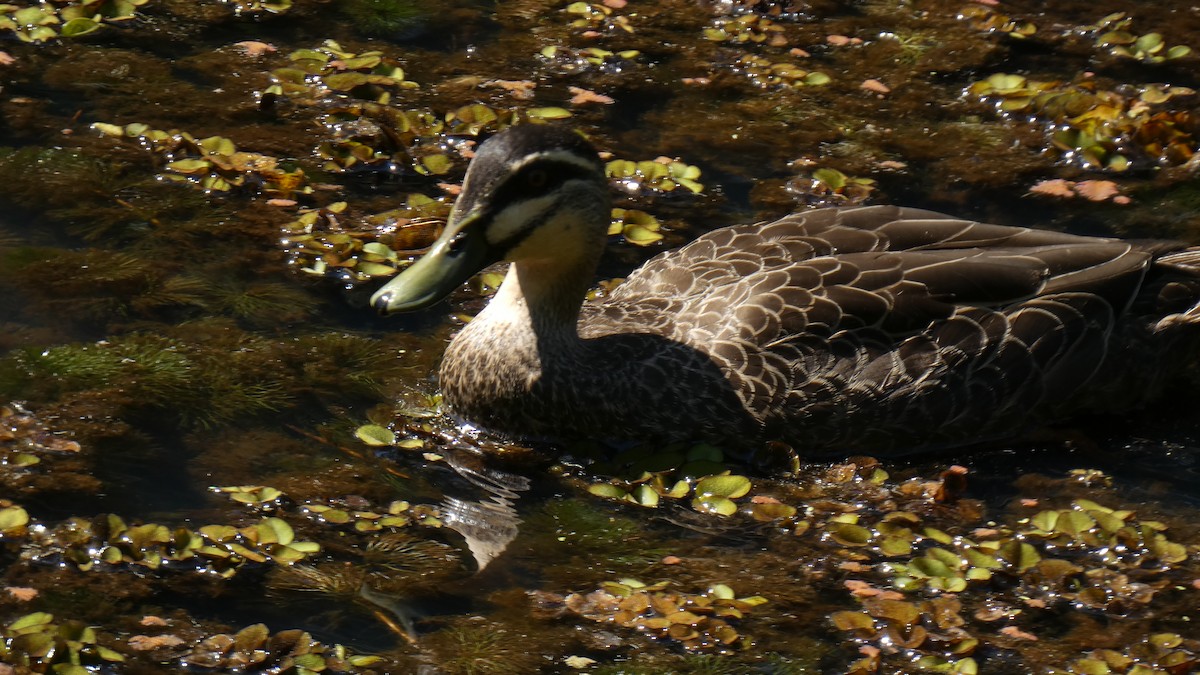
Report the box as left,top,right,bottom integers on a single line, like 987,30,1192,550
586,206,1200,453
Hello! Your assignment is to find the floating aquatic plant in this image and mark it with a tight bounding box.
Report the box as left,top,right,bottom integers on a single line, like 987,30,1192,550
607,158,704,195
282,197,449,284
609,208,664,246
1050,633,1199,675
218,0,292,16
91,122,310,196
967,74,1198,170
565,1,632,34
731,54,831,89
957,5,1035,39
0,0,148,43
302,497,443,532
10,509,320,576
704,14,786,46
1086,13,1192,63
180,624,381,671
539,45,641,74
547,578,767,652
789,167,877,206
265,40,418,107
0,612,126,672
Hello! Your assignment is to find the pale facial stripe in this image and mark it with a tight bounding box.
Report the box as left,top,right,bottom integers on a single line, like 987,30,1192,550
486,193,559,246
507,149,602,174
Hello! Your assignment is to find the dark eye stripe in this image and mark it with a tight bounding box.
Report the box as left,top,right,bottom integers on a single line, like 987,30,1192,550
488,160,600,210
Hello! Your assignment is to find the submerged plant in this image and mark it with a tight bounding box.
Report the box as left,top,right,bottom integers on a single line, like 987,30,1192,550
341,0,429,38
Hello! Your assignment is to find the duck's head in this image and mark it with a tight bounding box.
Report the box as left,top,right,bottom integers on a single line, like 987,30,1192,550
371,125,608,315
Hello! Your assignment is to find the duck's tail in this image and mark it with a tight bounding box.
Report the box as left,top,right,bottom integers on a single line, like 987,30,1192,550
1153,246,1200,331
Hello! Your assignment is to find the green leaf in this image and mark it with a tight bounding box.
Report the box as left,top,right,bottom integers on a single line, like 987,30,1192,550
166,159,211,174
355,424,396,446
260,517,294,546
526,107,572,120
587,483,628,500
324,72,370,90
356,261,397,277
695,474,751,498
61,17,101,37
692,495,737,516
622,224,664,246
0,505,29,533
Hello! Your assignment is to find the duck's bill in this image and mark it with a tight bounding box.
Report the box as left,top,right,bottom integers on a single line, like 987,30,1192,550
371,212,498,315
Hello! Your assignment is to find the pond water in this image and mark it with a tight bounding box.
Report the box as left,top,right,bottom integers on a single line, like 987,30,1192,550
1,0,1200,673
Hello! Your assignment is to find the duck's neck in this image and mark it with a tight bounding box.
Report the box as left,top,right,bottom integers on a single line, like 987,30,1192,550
482,255,595,350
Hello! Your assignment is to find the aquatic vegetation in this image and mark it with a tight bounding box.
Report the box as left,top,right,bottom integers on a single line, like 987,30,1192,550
8,508,320,576
265,40,418,107
704,13,786,46
180,624,380,671
302,497,443,532
607,157,704,196
545,578,767,652
565,1,633,34
967,74,1198,171
1050,633,1199,675
92,122,310,196
789,167,877,206
0,0,148,43
282,198,449,284
218,0,292,15
732,55,832,89
423,620,544,675
1086,12,1192,63
609,208,664,246
340,0,427,38
0,612,126,672
957,5,1036,39
0,329,403,429
538,44,641,74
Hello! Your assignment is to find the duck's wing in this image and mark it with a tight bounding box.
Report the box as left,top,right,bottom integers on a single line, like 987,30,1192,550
591,206,1195,452
600,205,1167,344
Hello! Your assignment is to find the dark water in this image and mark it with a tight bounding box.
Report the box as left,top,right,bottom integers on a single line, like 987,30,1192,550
1,0,1200,673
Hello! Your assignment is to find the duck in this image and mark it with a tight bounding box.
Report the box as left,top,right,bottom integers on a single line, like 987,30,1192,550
372,124,1200,456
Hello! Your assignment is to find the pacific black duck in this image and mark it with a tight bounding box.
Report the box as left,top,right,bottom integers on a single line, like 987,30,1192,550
372,125,1200,455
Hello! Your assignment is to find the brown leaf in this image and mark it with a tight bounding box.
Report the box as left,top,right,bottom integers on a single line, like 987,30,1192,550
234,41,277,57
860,79,891,94
1028,179,1076,198
5,587,37,601
603,0,627,6
1074,180,1120,202
934,465,968,503
140,616,169,626
568,86,615,105
266,198,297,207
489,80,536,100
0,52,14,66
1000,625,1039,641
129,634,186,650
826,35,862,46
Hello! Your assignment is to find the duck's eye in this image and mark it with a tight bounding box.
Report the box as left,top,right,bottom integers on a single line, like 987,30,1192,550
526,169,548,189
